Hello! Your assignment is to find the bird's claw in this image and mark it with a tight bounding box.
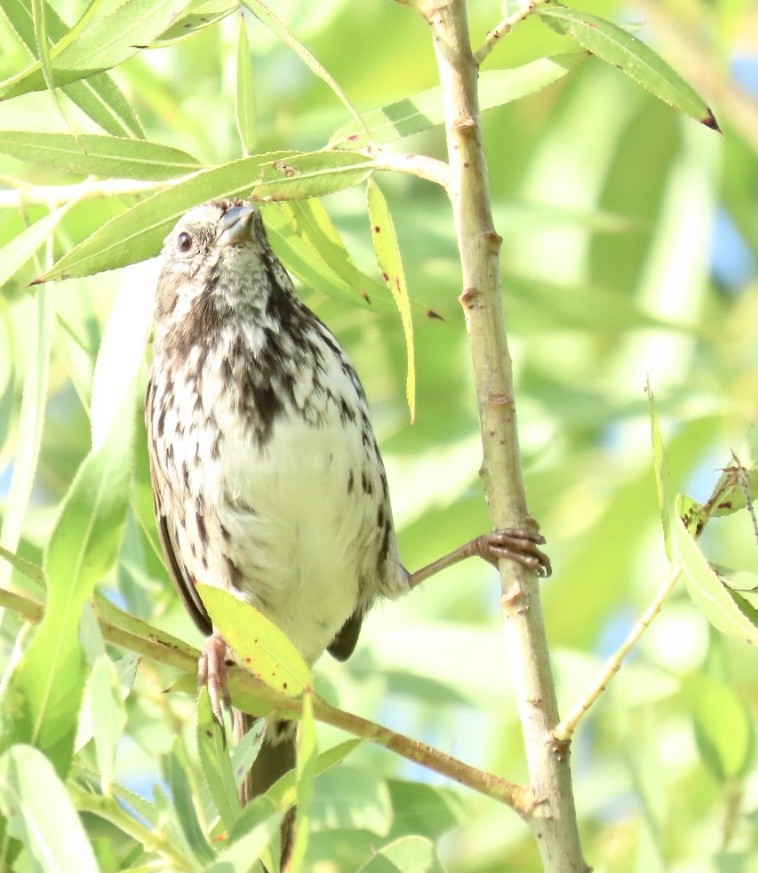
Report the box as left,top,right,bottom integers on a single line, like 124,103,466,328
198,632,233,727
477,528,552,578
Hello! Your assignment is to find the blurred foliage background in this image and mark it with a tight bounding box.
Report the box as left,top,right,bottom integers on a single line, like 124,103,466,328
1,1,757,871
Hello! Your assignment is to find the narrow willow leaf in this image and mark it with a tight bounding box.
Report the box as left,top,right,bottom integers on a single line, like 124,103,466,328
0,746,99,873
357,836,445,873
197,584,312,697
249,150,376,201
36,151,377,282
0,207,69,289
366,176,416,421
235,13,257,155
197,687,242,831
646,379,671,559
330,53,587,147
84,655,127,794
165,740,215,865
63,72,145,138
288,689,316,872
267,738,362,807
0,289,53,590
241,0,368,138
0,0,144,135
220,798,282,870
150,0,237,47
264,200,390,311
694,679,755,782
538,5,719,129
1,357,136,772
673,495,758,644
0,0,191,101
0,132,202,180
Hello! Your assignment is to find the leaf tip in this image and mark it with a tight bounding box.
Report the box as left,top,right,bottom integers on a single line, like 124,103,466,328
701,109,721,132
426,308,444,321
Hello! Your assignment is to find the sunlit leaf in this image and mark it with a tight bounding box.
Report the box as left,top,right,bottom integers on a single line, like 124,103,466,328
235,12,257,155
197,584,312,698
356,836,445,873
0,132,202,180
241,0,367,136
693,678,755,781
367,176,416,421
673,495,758,644
330,53,587,147
0,0,144,135
647,379,672,559
36,151,377,282
538,4,719,129
0,0,192,100
0,745,99,873
197,687,242,831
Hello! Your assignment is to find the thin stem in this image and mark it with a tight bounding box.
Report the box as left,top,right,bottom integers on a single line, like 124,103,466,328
411,0,588,870
0,176,176,208
0,584,534,809
552,564,683,742
474,0,550,66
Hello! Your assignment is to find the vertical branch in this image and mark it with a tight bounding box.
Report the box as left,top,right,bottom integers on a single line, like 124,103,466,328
410,1,589,870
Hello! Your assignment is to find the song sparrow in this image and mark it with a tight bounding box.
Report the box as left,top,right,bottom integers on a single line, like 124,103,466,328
145,199,549,853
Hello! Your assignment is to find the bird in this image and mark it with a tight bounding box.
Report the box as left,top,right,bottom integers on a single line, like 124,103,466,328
145,198,550,859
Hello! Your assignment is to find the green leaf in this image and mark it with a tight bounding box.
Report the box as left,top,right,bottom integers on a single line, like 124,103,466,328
264,200,389,312
330,53,587,147
693,678,755,781
150,1,237,47
646,379,671,559
0,0,143,135
197,584,312,698
268,738,362,808
197,687,242,831
240,0,367,138
0,745,99,873
367,176,416,421
0,0,193,101
0,289,53,590
219,797,282,871
0,339,136,772
81,655,126,795
0,208,70,293
289,689,317,872
673,495,758,644
311,766,393,835
537,4,719,129
356,836,446,873
0,132,202,180
164,739,215,865
36,151,377,282
235,13,257,155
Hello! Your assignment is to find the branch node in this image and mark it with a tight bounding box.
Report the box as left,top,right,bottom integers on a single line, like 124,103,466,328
459,286,479,307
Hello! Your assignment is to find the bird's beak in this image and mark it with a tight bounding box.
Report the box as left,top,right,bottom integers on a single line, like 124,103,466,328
218,205,256,247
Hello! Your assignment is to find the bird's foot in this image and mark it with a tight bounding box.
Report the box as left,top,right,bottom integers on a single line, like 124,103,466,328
198,631,233,723
473,528,552,578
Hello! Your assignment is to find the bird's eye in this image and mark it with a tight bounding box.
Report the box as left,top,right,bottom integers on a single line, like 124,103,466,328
176,231,193,253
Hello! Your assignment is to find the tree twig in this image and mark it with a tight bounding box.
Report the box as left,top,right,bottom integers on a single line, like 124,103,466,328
552,563,683,742
474,0,550,66
0,583,534,811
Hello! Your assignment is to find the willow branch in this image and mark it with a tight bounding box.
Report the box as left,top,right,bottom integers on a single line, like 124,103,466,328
0,583,532,811
409,0,588,870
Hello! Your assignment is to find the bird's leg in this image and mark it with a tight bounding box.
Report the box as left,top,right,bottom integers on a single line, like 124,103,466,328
198,631,233,723
408,528,551,590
